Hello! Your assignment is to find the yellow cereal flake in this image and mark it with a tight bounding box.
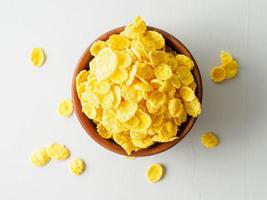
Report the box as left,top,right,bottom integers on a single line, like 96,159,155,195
201,132,219,148
46,143,70,160
168,98,183,117
220,51,233,64
113,132,139,155
154,64,173,80
75,16,202,155
116,51,132,69
57,99,73,117
184,98,201,117
137,63,154,81
133,109,152,131
110,68,128,84
76,70,89,87
100,90,114,110
90,40,107,56
149,50,169,65
171,75,181,89
122,16,147,39
138,31,165,50
31,148,51,167
176,54,194,70
146,163,164,183
70,158,86,176
112,86,122,108
30,48,45,67
107,35,130,50
210,66,226,83
117,101,138,122
176,66,194,86
179,86,196,102
94,47,117,81
152,120,177,142
82,103,97,119
97,124,112,139
130,131,154,148
124,115,139,128
222,60,239,79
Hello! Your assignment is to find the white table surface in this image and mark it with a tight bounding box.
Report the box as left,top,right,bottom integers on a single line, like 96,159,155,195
0,0,266,199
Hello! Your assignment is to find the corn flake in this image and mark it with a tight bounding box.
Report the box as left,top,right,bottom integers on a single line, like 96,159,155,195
31,148,51,167
90,40,107,56
94,47,117,81
201,132,219,148
57,99,73,117
46,143,70,160
113,132,139,155
130,131,154,148
30,48,45,67
176,66,194,86
222,60,238,79
210,66,226,83
117,101,138,122
220,51,233,64
70,158,86,176
97,124,112,139
179,86,196,102
107,35,130,50
146,163,164,183
168,98,183,117
184,97,201,117
154,64,173,80
176,54,194,70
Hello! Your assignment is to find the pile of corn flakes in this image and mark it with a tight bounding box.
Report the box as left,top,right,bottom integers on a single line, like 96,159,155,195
31,143,86,176
76,16,201,155
210,51,239,83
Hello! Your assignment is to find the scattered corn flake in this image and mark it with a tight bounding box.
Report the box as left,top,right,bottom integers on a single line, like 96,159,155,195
220,51,233,64
90,40,107,56
210,66,226,83
222,60,239,79
201,132,219,148
70,158,86,176
46,143,70,160
146,163,164,183
30,48,45,67
57,99,73,117
31,148,51,167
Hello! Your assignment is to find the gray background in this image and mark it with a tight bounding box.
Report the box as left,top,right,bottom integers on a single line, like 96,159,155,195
0,0,266,199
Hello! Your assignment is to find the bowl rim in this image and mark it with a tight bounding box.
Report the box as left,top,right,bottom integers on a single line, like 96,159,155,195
72,26,203,157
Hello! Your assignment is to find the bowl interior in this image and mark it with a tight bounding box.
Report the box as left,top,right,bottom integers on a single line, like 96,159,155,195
72,26,203,157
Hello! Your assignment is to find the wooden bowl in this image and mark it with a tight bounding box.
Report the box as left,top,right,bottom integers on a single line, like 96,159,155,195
72,26,203,157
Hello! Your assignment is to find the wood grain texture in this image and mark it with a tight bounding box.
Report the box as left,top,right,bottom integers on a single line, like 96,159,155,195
71,26,203,157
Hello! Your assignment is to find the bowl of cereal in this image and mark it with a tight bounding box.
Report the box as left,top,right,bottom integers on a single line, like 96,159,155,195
72,17,202,157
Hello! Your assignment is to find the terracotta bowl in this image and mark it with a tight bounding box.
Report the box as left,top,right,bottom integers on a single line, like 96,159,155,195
72,26,203,157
